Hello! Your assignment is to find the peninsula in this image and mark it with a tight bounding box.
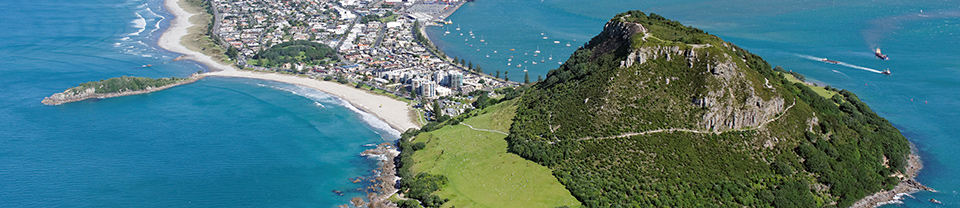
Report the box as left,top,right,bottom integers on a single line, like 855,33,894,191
393,11,928,208
41,73,205,105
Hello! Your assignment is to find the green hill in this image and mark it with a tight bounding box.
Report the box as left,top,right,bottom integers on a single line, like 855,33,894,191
395,100,580,208
506,11,911,207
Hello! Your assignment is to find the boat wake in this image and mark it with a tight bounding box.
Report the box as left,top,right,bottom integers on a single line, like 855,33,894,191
794,54,883,74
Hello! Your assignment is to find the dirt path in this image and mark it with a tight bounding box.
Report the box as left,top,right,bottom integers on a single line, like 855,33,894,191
580,101,796,141
461,123,508,135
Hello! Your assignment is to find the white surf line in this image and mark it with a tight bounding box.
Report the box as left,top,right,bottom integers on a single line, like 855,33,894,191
794,53,882,74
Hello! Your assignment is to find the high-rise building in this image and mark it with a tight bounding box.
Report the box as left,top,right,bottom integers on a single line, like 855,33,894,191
447,71,463,90
419,81,437,98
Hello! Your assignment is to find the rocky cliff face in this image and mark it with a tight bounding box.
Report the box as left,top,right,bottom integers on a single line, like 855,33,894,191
600,18,786,132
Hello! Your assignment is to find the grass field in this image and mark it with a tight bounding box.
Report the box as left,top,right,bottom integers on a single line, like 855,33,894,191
784,73,838,99
410,100,581,208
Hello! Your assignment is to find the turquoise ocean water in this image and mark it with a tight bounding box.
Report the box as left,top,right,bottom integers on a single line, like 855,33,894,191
427,0,960,206
0,0,397,207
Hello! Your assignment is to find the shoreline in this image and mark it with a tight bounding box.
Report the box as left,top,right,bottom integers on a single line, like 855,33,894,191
158,0,418,132
851,149,934,208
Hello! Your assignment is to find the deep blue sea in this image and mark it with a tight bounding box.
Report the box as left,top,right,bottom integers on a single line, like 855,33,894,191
427,0,960,207
0,0,397,207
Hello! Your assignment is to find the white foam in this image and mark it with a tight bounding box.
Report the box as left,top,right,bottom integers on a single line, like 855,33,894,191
140,7,164,36
259,83,401,140
130,12,147,36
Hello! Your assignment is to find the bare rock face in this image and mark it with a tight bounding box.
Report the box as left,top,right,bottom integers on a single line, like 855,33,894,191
620,38,785,131
698,56,785,131
622,45,697,69
598,18,787,132
593,20,647,58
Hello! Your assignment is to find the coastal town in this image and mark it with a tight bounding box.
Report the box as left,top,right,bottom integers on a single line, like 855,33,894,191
207,0,510,120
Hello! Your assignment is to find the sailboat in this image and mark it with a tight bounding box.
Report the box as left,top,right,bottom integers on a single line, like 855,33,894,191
548,54,553,60
479,35,485,42
566,42,571,47
456,24,461,31
534,46,541,54
444,28,450,35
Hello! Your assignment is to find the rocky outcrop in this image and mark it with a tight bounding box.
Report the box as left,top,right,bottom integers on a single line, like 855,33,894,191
698,55,785,131
41,73,205,105
850,153,935,208
621,45,697,68
590,19,647,58
356,142,401,208
619,37,785,131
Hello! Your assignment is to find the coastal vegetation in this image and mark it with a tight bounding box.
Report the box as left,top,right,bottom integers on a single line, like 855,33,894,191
504,11,910,207
71,76,189,94
249,40,337,68
42,74,204,105
183,0,232,64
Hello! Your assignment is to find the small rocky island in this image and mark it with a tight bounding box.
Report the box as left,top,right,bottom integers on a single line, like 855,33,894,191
42,73,205,105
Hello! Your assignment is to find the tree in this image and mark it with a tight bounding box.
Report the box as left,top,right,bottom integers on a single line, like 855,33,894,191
477,66,483,73
433,100,443,120
454,56,459,65
524,71,530,84
226,47,239,59
460,59,466,66
538,75,543,82
495,70,500,79
356,82,363,88
468,61,473,70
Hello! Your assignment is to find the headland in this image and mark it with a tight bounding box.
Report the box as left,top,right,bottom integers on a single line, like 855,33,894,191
41,73,205,105
851,151,934,208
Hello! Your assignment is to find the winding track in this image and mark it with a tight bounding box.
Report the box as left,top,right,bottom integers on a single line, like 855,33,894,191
578,101,796,141
461,123,508,136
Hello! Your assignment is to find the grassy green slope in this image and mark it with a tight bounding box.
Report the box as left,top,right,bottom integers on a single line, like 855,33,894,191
410,100,581,208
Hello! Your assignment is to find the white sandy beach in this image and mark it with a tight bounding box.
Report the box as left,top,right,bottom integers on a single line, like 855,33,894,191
158,0,419,132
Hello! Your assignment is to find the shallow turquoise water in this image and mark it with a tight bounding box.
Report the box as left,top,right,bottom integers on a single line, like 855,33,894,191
427,0,960,206
0,0,395,207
